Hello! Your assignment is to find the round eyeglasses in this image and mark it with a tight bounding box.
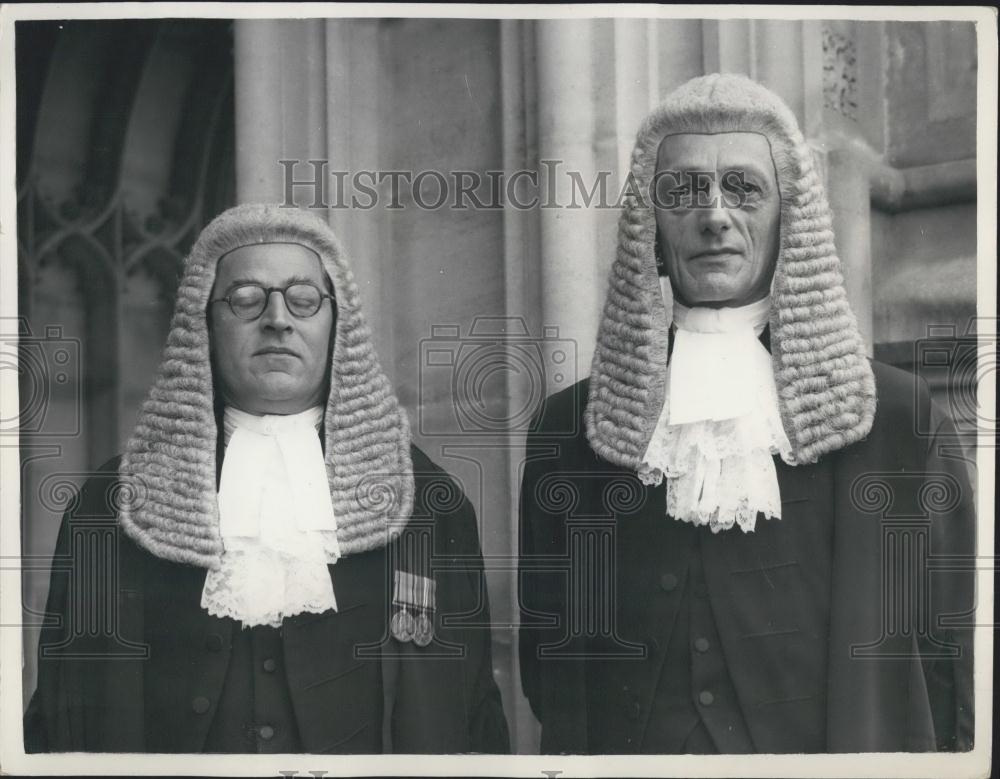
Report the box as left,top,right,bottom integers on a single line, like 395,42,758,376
210,282,333,321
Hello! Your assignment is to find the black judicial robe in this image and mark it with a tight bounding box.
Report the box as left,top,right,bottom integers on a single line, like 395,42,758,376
519,360,975,754
24,446,510,754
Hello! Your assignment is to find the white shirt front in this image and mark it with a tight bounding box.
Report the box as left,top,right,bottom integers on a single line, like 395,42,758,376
639,289,793,533
201,405,340,627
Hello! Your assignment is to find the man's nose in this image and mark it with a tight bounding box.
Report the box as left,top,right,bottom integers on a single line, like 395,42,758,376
697,184,733,235
259,291,293,330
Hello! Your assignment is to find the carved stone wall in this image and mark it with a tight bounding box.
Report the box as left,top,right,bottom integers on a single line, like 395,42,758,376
873,20,978,360
822,24,859,120
16,18,235,705
885,21,977,166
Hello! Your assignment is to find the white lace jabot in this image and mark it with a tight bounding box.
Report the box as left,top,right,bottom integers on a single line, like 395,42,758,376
201,405,341,628
639,285,793,533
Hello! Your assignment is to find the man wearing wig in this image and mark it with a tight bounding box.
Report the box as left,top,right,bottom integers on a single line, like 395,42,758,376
519,74,974,753
26,204,510,753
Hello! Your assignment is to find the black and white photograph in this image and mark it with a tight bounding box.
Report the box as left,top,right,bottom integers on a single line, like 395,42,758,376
0,4,995,777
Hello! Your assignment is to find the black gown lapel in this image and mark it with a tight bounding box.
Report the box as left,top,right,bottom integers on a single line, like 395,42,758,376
282,546,389,753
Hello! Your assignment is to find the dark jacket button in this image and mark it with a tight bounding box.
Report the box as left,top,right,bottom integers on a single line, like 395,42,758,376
660,573,678,592
262,658,277,673
259,725,275,740
191,696,211,714
699,690,714,706
694,637,710,653
205,634,223,652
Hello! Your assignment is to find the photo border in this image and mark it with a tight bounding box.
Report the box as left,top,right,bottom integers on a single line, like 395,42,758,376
0,3,995,777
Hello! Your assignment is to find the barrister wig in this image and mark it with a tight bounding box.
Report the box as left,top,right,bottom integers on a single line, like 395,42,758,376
585,73,876,469
119,204,414,569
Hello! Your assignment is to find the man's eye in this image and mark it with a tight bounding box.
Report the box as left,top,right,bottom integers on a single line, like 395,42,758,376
726,180,760,194
231,288,263,306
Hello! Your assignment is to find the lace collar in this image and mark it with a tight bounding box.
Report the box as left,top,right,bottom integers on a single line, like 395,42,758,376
639,295,793,533
201,405,340,628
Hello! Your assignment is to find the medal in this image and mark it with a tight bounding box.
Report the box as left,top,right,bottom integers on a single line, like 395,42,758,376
389,609,404,641
392,569,436,647
391,607,415,642
413,611,433,647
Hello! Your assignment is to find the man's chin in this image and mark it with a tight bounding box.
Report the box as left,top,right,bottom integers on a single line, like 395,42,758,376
241,397,323,416
678,283,743,308
244,376,320,410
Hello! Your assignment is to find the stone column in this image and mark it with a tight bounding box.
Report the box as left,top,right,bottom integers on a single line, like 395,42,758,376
322,19,392,371
535,19,602,379
232,19,394,367
654,19,705,97
702,19,754,75
826,148,875,353
613,18,655,176
233,20,328,205
806,20,879,354
754,20,806,127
